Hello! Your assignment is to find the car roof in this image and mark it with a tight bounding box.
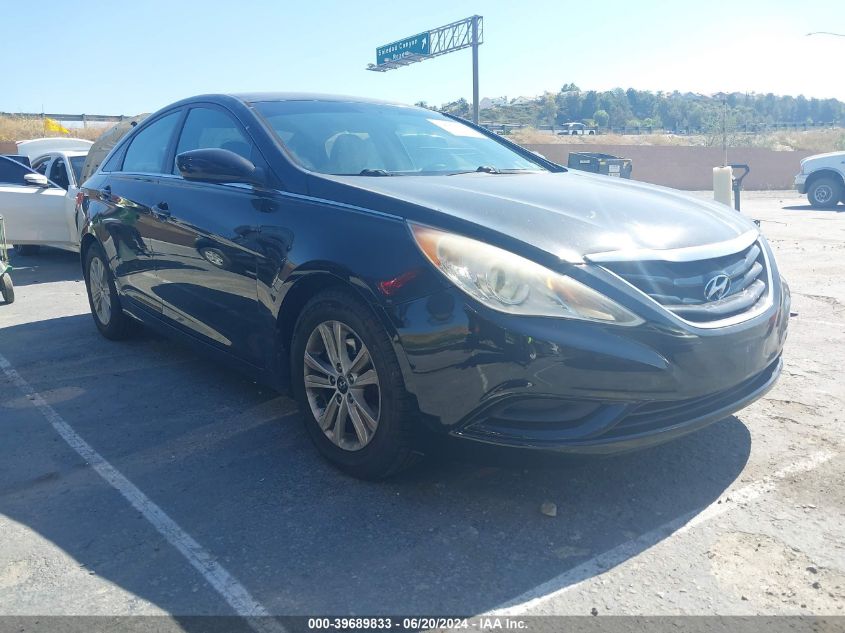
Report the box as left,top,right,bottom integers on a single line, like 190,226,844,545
15,137,93,160
33,150,89,161
169,92,410,109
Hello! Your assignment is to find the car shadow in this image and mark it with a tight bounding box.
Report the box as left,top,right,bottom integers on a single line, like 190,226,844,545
782,204,843,212
0,314,751,617
7,247,82,287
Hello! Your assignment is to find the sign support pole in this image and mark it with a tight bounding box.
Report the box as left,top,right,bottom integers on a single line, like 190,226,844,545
471,15,480,124
368,16,484,120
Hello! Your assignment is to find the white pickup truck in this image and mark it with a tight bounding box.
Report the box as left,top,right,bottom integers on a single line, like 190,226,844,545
794,151,845,209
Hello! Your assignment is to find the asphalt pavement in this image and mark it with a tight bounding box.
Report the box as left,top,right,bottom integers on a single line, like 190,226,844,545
0,191,843,620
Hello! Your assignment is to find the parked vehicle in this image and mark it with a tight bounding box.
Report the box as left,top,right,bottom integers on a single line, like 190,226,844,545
0,147,90,254
78,93,789,479
0,214,13,304
15,138,92,162
568,151,632,178
0,156,74,253
794,151,845,208
557,122,596,136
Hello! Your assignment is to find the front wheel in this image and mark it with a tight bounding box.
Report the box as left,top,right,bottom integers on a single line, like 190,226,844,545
291,289,420,479
0,273,13,304
807,176,843,209
84,243,135,340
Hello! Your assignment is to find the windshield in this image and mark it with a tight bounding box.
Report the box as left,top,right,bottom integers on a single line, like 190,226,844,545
70,155,86,184
253,100,545,176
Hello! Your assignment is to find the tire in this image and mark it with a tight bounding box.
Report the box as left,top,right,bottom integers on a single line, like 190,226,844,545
291,289,419,479
807,176,843,209
14,245,39,256
83,242,134,340
0,273,13,304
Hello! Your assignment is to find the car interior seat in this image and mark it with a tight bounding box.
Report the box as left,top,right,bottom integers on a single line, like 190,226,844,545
327,133,370,175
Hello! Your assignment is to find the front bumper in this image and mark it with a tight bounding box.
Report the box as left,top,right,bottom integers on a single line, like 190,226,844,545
794,173,807,194
392,277,789,452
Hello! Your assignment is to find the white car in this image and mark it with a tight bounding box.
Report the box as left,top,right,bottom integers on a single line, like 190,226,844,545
557,122,597,136
0,140,92,254
794,151,845,209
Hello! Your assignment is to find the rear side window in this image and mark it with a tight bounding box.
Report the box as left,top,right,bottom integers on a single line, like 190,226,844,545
173,107,254,173
32,157,50,175
122,111,181,174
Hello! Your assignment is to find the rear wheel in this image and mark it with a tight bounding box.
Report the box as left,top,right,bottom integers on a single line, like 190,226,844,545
14,245,39,256
291,289,419,479
84,243,134,340
807,176,843,209
0,273,13,304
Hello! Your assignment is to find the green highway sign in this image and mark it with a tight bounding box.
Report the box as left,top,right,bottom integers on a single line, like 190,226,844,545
376,31,430,65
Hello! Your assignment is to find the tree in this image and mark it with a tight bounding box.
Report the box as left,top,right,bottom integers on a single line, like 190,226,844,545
542,92,558,131
593,109,610,128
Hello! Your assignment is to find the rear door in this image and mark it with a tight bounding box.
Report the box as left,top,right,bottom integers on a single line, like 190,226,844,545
0,156,69,247
91,110,183,313
146,105,271,364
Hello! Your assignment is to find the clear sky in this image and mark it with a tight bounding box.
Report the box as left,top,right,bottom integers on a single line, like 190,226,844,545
2,0,844,116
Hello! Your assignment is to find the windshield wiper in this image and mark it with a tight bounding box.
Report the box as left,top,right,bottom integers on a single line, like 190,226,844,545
446,166,542,176
475,165,501,174
358,168,395,176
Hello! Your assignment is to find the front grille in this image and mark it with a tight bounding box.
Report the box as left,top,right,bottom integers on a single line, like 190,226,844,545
603,240,769,323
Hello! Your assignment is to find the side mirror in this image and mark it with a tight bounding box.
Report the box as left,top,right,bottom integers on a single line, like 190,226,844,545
24,173,49,187
176,148,262,186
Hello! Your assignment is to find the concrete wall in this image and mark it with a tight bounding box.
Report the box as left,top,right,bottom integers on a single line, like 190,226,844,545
526,143,812,190
0,141,18,155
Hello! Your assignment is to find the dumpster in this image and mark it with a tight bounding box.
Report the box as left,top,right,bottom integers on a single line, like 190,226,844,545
567,152,632,179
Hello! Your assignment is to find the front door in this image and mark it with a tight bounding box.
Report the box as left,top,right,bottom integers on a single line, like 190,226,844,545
147,105,270,364
0,157,69,247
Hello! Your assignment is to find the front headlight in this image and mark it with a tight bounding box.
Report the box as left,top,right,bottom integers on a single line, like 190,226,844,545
410,223,643,326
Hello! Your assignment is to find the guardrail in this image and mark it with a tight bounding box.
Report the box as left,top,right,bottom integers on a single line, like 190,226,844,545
0,112,127,124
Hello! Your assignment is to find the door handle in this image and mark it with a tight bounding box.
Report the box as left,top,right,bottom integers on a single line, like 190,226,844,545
151,202,170,221
101,185,111,201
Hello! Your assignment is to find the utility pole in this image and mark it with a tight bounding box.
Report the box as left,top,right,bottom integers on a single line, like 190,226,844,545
471,15,480,124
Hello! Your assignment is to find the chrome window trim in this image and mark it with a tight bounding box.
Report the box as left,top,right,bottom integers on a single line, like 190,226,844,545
600,239,775,330
584,229,760,263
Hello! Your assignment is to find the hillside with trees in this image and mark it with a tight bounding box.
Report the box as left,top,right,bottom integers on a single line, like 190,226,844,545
423,84,845,134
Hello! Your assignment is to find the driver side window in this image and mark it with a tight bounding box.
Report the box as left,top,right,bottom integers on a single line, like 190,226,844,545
173,107,256,175
49,158,70,190
0,157,33,186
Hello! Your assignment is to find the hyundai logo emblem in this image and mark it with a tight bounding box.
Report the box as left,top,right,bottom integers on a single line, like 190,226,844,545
704,273,731,301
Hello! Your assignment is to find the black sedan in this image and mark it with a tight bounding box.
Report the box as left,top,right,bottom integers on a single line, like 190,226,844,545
78,93,789,479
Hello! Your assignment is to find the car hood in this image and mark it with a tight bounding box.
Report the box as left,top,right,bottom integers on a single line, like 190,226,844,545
801,151,845,167
323,170,757,261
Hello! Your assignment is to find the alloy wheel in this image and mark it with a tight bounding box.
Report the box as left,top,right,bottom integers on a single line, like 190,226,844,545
814,184,833,205
303,320,381,451
89,256,112,326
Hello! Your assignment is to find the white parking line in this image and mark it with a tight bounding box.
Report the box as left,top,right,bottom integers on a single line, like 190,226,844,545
0,352,285,633
487,449,836,616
